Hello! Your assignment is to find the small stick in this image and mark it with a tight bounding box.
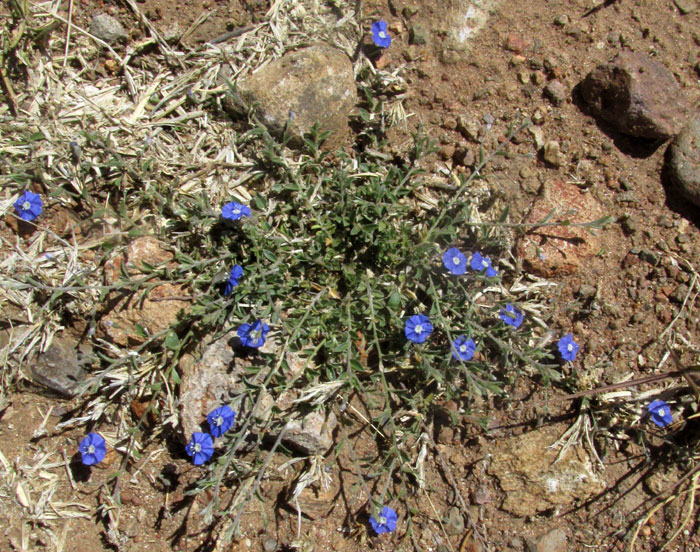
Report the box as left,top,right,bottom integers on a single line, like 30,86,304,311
62,0,73,72
62,450,76,490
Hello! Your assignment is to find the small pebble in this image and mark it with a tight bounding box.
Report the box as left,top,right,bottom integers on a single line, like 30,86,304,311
554,14,570,26
263,538,278,552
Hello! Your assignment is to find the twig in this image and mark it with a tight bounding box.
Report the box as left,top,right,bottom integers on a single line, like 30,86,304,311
62,0,73,72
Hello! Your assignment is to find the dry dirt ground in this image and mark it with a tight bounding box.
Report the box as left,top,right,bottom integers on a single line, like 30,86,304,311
1,0,700,551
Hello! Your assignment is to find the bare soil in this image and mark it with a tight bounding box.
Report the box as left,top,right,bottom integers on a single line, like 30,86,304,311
2,1,700,551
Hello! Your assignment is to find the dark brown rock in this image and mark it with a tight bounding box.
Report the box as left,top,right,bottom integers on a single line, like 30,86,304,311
580,51,690,139
668,117,700,207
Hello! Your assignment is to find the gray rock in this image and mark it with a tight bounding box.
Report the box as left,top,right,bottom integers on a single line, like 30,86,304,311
444,506,464,536
409,24,429,46
225,45,357,150
527,528,567,552
668,117,700,207
580,51,690,139
674,0,697,14
283,410,337,455
89,14,127,44
31,336,88,397
544,80,567,106
263,538,278,552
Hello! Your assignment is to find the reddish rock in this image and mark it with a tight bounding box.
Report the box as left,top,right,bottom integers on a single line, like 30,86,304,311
104,236,173,285
505,33,528,54
516,180,604,277
579,51,690,139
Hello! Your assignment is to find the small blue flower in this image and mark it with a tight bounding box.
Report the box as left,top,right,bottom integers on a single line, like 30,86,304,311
370,506,398,534
224,265,243,296
452,335,476,361
207,405,236,438
648,399,673,428
558,333,579,362
442,247,467,275
79,432,107,466
371,21,392,48
14,191,43,222
499,304,524,328
221,201,251,221
185,432,214,465
470,252,498,277
238,319,270,348
404,314,433,344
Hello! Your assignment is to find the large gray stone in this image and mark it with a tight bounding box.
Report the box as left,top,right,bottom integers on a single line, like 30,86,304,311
580,51,690,139
89,14,127,44
226,45,357,149
30,336,88,397
668,116,700,207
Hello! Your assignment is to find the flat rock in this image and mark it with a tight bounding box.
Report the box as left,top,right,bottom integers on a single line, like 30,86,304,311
30,336,88,397
527,528,568,552
225,45,357,150
100,237,187,347
668,116,700,207
580,51,690,139
285,463,341,519
488,427,605,517
178,333,246,443
516,180,604,277
89,14,127,44
283,410,337,455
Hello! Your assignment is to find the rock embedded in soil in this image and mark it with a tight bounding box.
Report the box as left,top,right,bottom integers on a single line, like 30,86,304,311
526,528,568,552
89,14,127,44
579,51,690,139
668,116,700,207
544,80,566,106
29,336,88,397
224,45,357,150
282,410,337,455
488,427,605,517
516,180,605,278
100,237,187,347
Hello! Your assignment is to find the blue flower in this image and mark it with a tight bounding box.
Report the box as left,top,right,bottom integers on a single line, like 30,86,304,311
499,304,524,328
185,432,214,465
442,247,467,275
404,314,433,344
557,333,579,362
370,506,398,535
224,265,243,296
207,405,236,438
237,319,270,348
371,21,392,48
648,399,672,428
470,252,498,277
14,191,43,222
221,201,251,221
452,335,476,361
79,432,107,466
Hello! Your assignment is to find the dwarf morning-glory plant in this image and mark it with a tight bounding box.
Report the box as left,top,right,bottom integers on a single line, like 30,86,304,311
207,405,236,438
648,399,673,428
499,304,524,328
79,432,107,466
13,191,43,222
404,314,433,344
221,201,251,221
558,333,579,362
238,319,270,348
442,247,467,275
370,505,398,535
224,265,243,296
186,432,214,465
470,252,498,277
371,21,391,48
452,335,476,361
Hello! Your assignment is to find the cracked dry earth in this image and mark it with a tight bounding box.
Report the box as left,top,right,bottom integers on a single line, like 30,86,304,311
2,0,700,551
